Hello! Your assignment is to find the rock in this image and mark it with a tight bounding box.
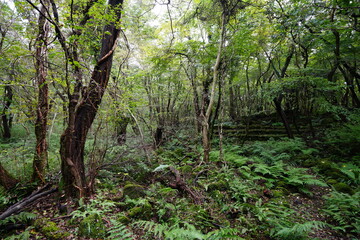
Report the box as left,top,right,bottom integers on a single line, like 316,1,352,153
117,214,131,224
123,183,146,199
127,201,152,220
207,180,229,192
34,218,70,240
333,182,354,195
78,213,106,238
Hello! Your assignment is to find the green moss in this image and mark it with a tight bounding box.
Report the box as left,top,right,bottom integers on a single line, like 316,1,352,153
78,213,106,238
34,218,70,240
159,187,178,199
302,159,317,167
207,180,229,192
179,165,193,174
272,189,286,198
117,214,131,224
276,181,287,188
317,159,334,172
127,201,152,220
324,169,343,180
333,182,354,195
123,183,146,199
208,189,225,200
326,179,338,185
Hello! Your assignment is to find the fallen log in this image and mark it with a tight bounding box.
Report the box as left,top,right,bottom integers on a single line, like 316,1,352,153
0,185,58,221
157,166,203,204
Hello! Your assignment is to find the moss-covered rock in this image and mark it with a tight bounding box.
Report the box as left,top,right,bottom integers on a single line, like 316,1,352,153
326,179,338,185
317,159,334,173
127,201,152,220
302,159,317,168
117,213,131,224
207,180,229,192
78,213,106,238
333,182,354,195
34,218,70,240
123,183,146,199
323,169,343,180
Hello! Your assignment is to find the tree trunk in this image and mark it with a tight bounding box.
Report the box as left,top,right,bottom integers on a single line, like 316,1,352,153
202,12,226,162
60,0,123,199
1,85,13,139
0,163,18,190
274,96,294,138
32,0,50,183
116,114,130,145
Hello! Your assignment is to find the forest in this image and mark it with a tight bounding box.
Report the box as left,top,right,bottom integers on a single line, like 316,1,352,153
0,0,359,239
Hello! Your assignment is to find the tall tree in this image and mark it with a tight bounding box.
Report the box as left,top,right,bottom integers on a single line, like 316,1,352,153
59,0,124,199
32,0,50,183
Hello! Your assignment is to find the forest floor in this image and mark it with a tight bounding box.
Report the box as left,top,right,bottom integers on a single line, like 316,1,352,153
1,114,360,239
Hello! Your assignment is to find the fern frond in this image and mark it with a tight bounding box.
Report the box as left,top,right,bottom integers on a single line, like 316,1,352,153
0,212,37,225
107,220,133,240
206,227,243,240
274,221,326,240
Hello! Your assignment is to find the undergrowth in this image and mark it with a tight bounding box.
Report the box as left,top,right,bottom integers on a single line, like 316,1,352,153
1,115,360,239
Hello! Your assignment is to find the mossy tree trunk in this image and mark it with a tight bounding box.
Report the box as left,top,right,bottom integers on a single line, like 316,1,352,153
60,0,124,199
1,85,13,139
116,114,130,145
201,11,226,162
0,163,18,190
32,0,50,184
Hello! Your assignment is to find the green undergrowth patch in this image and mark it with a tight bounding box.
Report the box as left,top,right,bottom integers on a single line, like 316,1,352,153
1,117,360,239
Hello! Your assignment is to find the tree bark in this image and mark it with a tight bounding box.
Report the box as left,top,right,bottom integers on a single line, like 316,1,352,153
33,0,50,184
116,114,130,145
201,11,226,162
0,163,18,190
1,85,13,139
270,45,295,139
60,0,123,199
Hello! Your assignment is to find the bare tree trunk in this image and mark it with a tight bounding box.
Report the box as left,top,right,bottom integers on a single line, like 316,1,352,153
60,0,123,199
33,0,50,183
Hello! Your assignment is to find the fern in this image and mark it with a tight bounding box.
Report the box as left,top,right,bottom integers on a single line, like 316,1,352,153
323,191,360,234
273,221,326,240
107,219,133,240
0,212,37,226
133,220,206,240
206,227,243,240
70,195,116,223
338,163,360,185
4,226,34,240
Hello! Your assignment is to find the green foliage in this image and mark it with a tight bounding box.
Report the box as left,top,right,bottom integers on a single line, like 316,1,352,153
338,163,360,186
323,191,360,234
3,226,34,240
71,195,116,220
273,221,326,240
34,218,70,240
78,213,106,238
133,220,243,240
324,111,360,156
239,138,308,164
107,219,133,240
0,212,37,226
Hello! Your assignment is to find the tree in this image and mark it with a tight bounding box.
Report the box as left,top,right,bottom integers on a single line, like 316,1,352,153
59,0,124,199
32,0,50,183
